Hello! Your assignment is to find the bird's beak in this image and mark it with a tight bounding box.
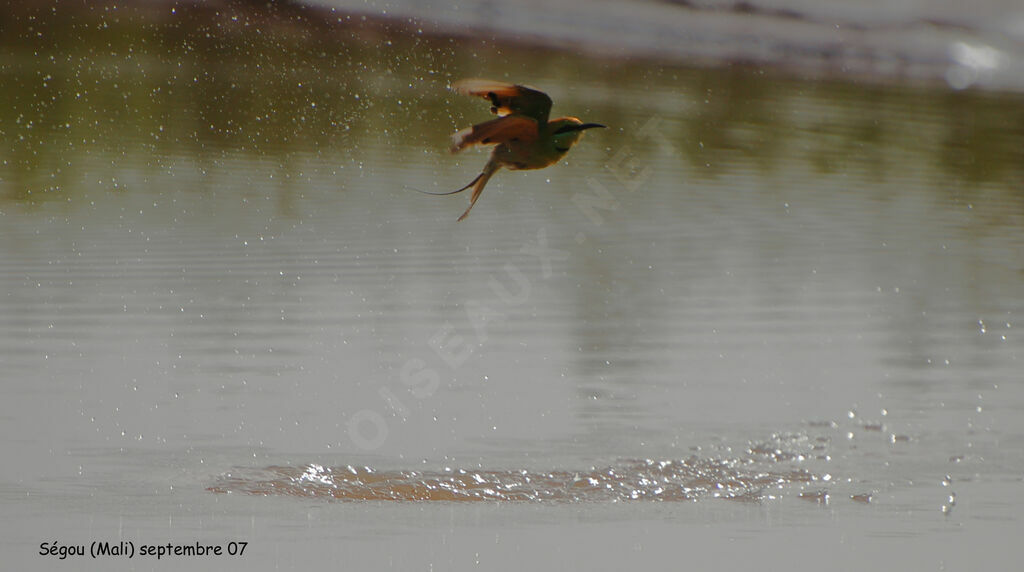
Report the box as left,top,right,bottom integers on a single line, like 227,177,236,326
577,123,606,131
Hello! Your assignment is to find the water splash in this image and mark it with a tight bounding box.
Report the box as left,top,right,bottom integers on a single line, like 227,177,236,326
208,456,817,503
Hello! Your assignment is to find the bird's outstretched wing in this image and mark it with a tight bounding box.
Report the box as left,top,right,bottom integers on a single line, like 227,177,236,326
450,115,539,153
452,79,552,124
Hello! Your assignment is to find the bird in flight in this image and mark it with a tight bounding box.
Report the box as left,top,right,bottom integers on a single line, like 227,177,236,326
424,79,605,221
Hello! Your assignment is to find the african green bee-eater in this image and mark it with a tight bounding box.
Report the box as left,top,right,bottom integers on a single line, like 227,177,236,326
429,79,605,221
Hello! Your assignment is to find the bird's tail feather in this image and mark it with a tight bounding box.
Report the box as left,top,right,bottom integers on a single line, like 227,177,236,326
457,159,501,222
407,174,482,196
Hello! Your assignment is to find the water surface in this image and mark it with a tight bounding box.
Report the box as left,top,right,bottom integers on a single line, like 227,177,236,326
2,2,1023,570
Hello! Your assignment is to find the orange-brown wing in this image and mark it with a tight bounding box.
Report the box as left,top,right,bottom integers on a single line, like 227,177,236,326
450,115,539,153
452,79,552,124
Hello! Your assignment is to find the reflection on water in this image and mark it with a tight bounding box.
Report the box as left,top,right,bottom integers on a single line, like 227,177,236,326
1,0,1022,532
2,1,1023,207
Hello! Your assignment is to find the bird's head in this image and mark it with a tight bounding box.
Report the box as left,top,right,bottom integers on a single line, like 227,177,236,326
549,117,606,152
